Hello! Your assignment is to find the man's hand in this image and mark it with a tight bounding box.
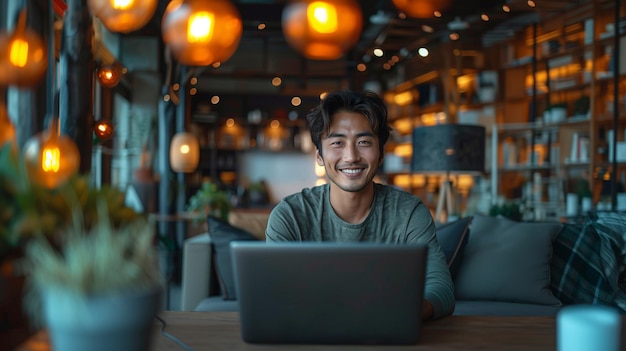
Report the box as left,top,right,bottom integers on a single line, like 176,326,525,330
422,299,434,320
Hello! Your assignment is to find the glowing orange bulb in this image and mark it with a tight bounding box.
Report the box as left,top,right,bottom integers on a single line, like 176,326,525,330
112,0,132,9
9,38,28,67
188,12,214,43
308,2,337,33
42,147,61,172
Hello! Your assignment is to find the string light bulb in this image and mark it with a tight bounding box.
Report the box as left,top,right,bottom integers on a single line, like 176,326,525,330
96,63,122,88
93,120,114,140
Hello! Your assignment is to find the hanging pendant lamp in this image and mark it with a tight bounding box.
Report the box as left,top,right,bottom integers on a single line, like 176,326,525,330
0,8,48,87
162,0,243,66
88,0,159,34
391,0,452,19
282,0,362,60
23,118,80,189
170,132,199,173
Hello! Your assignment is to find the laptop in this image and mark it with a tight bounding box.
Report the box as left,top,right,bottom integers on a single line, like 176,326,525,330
230,241,428,345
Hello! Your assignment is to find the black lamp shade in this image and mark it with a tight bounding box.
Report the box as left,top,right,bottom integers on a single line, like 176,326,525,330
412,124,485,174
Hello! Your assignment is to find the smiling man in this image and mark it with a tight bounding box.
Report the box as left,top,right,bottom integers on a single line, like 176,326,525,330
265,89,455,320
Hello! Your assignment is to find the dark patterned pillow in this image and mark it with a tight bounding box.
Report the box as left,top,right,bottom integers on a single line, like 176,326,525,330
208,216,259,300
435,216,472,279
550,212,626,313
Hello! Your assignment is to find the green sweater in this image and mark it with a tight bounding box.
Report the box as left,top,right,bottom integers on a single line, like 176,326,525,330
266,183,455,319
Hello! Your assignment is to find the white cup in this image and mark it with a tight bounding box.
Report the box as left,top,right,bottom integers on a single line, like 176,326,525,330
557,305,622,351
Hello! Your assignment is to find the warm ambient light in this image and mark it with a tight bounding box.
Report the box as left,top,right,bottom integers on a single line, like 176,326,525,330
23,118,80,189
282,0,362,60
170,132,199,173
93,120,114,140
0,9,47,87
393,91,413,106
88,0,159,33
391,0,451,19
162,0,243,66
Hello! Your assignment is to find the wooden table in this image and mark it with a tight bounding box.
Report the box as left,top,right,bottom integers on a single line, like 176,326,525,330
17,310,626,351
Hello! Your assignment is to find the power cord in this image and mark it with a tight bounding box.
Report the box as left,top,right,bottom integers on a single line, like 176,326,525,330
154,315,196,351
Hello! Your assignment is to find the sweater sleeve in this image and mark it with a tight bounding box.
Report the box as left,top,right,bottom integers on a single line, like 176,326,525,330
407,205,456,319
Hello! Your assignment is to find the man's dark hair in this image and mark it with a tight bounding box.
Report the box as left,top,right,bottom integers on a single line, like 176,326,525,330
306,89,392,157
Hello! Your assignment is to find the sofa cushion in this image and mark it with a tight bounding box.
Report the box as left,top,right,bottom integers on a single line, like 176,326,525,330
207,216,260,300
551,212,626,313
435,216,472,279
454,214,562,305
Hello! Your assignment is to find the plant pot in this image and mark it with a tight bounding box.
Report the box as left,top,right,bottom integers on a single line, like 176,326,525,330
43,286,161,351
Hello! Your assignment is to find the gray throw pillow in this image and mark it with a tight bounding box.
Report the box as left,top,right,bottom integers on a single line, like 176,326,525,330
454,214,563,305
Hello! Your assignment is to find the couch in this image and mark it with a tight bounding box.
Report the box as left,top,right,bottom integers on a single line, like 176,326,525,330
181,210,626,316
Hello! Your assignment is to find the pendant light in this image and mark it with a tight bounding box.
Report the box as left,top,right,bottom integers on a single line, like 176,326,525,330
391,0,452,19
162,0,243,66
170,132,199,173
23,118,80,189
0,8,48,88
282,0,362,60
88,0,159,34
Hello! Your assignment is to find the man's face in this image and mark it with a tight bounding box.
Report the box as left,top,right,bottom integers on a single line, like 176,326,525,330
316,111,383,193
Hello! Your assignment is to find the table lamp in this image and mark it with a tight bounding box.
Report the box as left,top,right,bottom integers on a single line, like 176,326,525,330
412,124,485,223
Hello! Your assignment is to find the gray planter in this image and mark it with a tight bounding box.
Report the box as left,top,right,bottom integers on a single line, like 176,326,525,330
43,286,161,351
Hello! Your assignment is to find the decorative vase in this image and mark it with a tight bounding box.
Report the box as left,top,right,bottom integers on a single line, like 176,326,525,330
43,286,161,351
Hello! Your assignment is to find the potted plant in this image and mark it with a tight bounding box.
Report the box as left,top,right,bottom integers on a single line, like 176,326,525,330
25,206,162,351
0,144,163,351
186,180,232,221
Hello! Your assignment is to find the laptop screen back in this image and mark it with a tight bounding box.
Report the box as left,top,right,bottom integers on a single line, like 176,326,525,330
231,242,427,345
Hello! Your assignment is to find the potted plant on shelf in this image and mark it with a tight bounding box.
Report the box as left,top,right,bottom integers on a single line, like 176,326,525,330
0,144,163,351
186,180,232,222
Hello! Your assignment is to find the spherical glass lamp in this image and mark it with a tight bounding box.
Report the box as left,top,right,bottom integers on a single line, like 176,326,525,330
23,119,80,189
0,9,47,88
88,0,159,34
162,0,243,66
391,0,452,19
170,132,199,173
282,0,362,60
